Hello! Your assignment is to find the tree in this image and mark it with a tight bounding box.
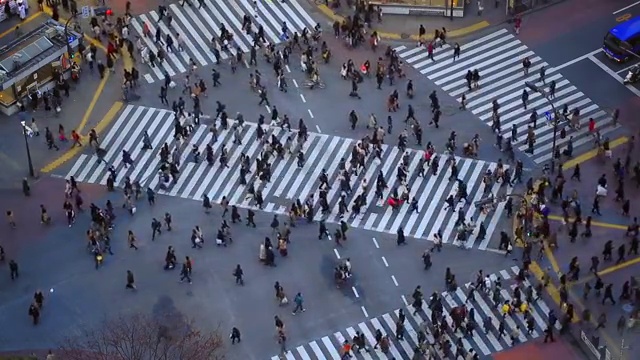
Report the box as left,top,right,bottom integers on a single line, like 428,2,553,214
58,313,225,360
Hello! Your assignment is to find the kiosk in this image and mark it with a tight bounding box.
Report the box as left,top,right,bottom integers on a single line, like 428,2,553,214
0,19,82,115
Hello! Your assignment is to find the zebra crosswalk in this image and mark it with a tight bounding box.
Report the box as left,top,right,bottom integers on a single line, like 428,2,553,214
271,266,560,360
64,105,512,250
394,28,617,165
129,0,316,83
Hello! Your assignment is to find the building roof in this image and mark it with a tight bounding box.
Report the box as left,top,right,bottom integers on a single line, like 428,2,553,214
0,19,81,80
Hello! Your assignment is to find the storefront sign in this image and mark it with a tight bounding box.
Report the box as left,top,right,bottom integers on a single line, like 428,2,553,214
408,8,445,16
81,5,90,18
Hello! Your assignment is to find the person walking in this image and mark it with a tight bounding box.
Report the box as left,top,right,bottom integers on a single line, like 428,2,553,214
125,270,137,290
233,264,244,285
230,327,241,344
292,292,305,315
180,261,192,284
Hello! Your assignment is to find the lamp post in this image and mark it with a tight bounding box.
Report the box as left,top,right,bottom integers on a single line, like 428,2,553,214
525,81,558,174
64,15,75,60
20,121,35,178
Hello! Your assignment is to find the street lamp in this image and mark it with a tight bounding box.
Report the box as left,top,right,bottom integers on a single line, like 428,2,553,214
525,81,559,174
20,120,35,178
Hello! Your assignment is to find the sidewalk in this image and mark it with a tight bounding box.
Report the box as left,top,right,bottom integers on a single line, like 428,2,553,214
312,0,568,40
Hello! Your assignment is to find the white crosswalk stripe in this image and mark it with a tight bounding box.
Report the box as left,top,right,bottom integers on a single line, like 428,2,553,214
131,0,316,83
394,28,618,165
64,105,512,250
271,266,561,360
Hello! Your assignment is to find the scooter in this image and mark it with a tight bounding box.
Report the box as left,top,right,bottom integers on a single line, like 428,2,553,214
623,65,640,84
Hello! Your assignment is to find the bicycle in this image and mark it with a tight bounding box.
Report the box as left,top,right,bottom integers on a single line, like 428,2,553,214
303,80,326,89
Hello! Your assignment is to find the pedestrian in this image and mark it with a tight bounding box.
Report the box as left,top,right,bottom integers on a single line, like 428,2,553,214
34,290,44,308
233,264,244,285
596,312,607,329
164,212,173,231
45,127,60,150
28,303,40,325
543,326,554,343
127,230,139,250
397,226,406,245
9,259,18,280
6,210,16,229
270,215,279,235
277,330,287,354
246,209,256,227
180,261,192,284
452,42,460,61
230,327,241,344
602,284,616,305
292,292,305,315
510,326,520,346
125,270,136,290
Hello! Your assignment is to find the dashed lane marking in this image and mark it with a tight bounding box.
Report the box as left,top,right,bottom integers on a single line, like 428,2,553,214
352,286,359,298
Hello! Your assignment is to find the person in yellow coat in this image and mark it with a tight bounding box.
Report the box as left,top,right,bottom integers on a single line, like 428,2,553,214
501,301,511,316
520,301,529,314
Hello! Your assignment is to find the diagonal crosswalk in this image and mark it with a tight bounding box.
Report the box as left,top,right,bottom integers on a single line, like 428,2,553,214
64,105,512,250
130,0,316,83
394,28,618,165
271,266,560,360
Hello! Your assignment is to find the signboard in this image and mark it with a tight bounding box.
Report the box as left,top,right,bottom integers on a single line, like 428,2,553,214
81,5,90,18
545,111,552,122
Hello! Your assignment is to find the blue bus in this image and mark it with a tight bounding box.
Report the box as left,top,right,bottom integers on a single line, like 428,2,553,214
603,16,640,62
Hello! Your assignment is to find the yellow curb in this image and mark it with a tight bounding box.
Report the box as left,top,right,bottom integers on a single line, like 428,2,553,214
513,180,578,322
42,6,108,53
40,100,122,173
0,11,43,39
517,179,631,355
571,257,640,287
121,46,134,71
76,72,110,135
546,215,627,230
316,4,489,40
561,136,628,170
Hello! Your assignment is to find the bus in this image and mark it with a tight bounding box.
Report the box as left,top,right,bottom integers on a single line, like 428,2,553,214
603,16,640,62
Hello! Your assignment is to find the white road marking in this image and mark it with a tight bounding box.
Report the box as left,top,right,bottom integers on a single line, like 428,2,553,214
391,275,398,286
588,55,640,97
372,237,379,248
553,48,602,71
616,62,639,74
308,109,314,118
300,94,306,103
333,248,341,259
381,256,389,267
352,286,359,298
292,79,298,88
315,124,321,132
361,306,369,317
285,64,291,73
401,294,409,306
613,1,640,14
